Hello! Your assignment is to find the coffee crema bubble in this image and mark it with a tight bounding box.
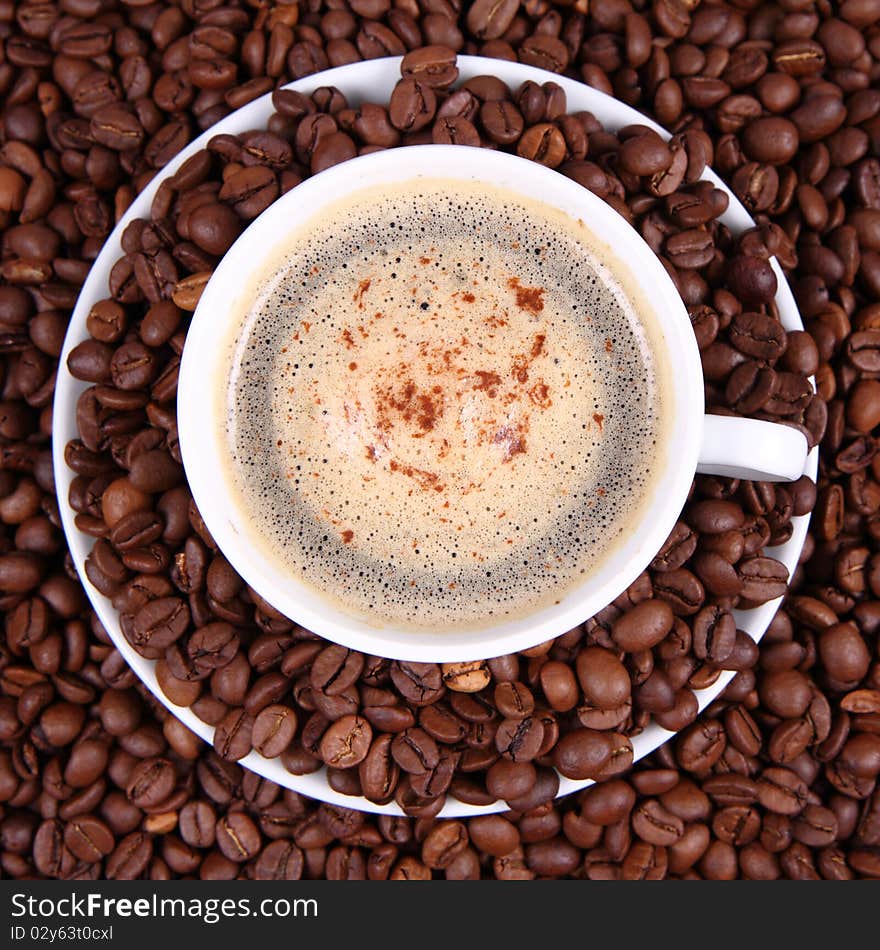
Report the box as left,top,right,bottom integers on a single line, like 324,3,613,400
223,180,671,631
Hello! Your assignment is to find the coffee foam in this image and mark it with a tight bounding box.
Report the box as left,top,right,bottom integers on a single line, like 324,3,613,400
223,179,670,630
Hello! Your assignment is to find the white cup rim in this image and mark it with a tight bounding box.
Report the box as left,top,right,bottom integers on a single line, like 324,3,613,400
178,144,704,662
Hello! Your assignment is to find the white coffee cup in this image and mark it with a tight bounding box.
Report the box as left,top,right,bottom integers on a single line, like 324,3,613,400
178,144,807,664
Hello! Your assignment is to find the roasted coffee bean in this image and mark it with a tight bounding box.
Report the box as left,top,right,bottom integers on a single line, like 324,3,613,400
466,0,518,41
216,812,260,863
485,759,536,802
633,800,685,846
742,117,799,166
3,10,875,879
539,661,579,713
186,623,238,676
310,646,364,697
576,647,631,710
757,767,809,816
110,342,155,391
90,106,144,152
651,523,698,572
389,662,444,706
40,702,86,748
738,557,789,602
359,735,399,805
493,682,534,720
101,479,150,529
186,202,240,257
729,312,787,361
517,123,566,168
494,716,544,763
131,597,189,653
612,600,674,651
125,757,174,809
218,165,278,220
319,715,371,769
553,729,613,781
479,99,523,145
0,553,44,594
619,130,673,177
441,661,489,693
251,705,297,759
692,606,736,665
104,831,153,880
255,839,304,880
388,79,436,132
63,815,114,863
391,728,439,775
468,814,519,857
760,669,812,719
677,721,726,772
212,708,253,762
401,46,458,90
819,623,871,685
177,801,216,849
363,704,414,734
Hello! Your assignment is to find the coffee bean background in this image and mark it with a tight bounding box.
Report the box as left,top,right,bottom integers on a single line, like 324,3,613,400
1,1,880,879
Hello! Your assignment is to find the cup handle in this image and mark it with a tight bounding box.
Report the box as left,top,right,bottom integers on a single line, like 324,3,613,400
697,415,808,482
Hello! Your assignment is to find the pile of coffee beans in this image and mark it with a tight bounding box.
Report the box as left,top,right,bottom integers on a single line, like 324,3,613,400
1,0,879,879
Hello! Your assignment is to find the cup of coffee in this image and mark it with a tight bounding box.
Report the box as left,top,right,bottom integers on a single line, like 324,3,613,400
178,144,807,663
